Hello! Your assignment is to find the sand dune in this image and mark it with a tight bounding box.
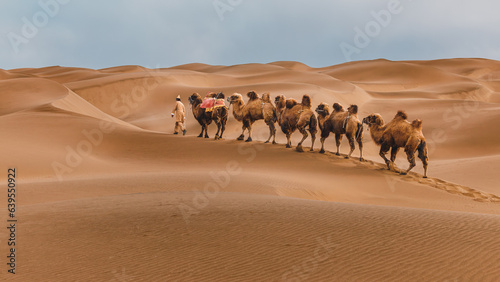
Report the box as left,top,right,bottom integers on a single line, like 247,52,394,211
1,58,500,281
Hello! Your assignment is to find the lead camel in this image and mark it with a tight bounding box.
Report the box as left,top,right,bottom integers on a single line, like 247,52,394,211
363,111,428,178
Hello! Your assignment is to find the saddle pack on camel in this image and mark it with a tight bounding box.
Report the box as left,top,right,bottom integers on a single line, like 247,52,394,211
201,92,226,112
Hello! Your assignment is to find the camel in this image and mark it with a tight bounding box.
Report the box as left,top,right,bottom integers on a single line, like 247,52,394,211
362,111,428,178
188,92,228,140
226,91,276,143
275,94,317,152
315,102,364,160
207,92,228,140
188,93,212,138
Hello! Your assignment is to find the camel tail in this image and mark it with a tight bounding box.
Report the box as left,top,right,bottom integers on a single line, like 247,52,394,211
309,113,317,132
247,91,259,100
356,122,363,140
262,93,271,103
411,119,423,130
220,106,228,121
281,120,290,134
301,95,312,108
348,104,358,115
417,139,428,160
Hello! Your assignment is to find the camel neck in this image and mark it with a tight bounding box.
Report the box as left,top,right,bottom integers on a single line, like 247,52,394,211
368,123,386,145
191,100,203,117
231,100,245,121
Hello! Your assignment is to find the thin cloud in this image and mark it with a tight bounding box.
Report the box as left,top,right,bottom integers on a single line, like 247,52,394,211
1,0,500,69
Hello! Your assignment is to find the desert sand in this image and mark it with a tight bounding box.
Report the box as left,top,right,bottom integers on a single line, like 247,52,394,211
1,58,500,281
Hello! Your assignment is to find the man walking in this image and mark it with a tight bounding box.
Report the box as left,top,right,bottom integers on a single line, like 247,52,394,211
171,95,186,135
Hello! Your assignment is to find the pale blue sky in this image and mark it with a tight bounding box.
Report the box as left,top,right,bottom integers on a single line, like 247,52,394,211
1,0,499,69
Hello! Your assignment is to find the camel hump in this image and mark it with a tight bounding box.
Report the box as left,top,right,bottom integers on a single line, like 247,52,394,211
412,119,423,130
247,91,259,100
332,103,344,112
262,93,271,103
395,110,408,120
301,95,312,108
286,99,298,109
348,104,358,115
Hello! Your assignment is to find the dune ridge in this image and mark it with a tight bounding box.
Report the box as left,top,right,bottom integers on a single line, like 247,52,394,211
2,58,500,281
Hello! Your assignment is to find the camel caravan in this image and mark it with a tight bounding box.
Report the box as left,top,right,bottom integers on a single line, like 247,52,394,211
188,91,429,178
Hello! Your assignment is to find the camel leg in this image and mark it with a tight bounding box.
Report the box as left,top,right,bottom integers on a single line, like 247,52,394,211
319,130,330,154
390,147,399,163
265,122,272,143
345,133,355,159
271,123,277,144
214,121,221,140
319,137,326,154
198,126,204,138
245,122,253,142
285,133,292,148
418,143,428,178
265,122,276,144
401,148,416,175
379,143,394,171
296,126,308,152
204,124,209,138
237,124,246,141
309,129,316,151
219,117,227,139
357,134,364,161
213,114,221,140
335,134,342,156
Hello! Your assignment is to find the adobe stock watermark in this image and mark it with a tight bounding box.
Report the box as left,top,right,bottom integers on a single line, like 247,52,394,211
281,234,337,281
213,0,243,21
426,99,480,156
339,0,411,61
7,0,71,54
177,160,242,224
51,69,164,181
177,127,270,224
110,267,134,282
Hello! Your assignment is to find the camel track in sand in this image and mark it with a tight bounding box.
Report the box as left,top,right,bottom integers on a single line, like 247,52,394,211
240,139,500,204
328,153,500,203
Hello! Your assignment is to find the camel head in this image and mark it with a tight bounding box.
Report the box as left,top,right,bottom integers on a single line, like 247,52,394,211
227,93,243,105
188,93,202,105
315,103,330,116
362,114,384,126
